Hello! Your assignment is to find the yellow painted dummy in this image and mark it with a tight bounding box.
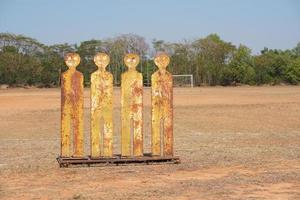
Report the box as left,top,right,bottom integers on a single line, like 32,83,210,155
151,53,173,156
121,53,143,157
90,53,113,157
61,53,84,157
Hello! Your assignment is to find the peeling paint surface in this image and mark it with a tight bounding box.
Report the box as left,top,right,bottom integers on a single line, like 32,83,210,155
121,54,143,157
91,53,113,157
151,53,173,156
61,53,84,157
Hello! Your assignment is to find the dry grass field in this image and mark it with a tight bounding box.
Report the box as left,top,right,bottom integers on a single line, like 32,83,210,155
0,86,300,200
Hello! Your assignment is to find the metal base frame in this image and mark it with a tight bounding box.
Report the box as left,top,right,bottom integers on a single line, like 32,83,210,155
56,153,180,168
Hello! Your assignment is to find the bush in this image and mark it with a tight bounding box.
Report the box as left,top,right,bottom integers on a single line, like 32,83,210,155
284,59,300,85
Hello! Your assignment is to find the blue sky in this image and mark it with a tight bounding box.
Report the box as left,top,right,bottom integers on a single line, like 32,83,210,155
0,0,299,53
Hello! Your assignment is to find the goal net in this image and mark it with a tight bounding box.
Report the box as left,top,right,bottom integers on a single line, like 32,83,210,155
172,74,194,87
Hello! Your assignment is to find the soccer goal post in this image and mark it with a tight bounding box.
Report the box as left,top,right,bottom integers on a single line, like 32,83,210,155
172,74,194,88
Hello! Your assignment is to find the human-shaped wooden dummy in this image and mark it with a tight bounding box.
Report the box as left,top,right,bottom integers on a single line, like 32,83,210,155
121,53,143,157
91,53,113,157
61,53,84,157
151,53,173,156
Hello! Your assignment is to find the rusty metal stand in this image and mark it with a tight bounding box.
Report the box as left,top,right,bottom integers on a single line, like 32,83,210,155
56,153,180,168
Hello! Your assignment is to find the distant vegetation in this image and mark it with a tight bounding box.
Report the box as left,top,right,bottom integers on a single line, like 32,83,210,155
0,33,299,87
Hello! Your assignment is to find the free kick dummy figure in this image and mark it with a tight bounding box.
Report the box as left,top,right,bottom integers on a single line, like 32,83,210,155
121,53,143,157
151,53,173,156
61,53,84,157
90,53,113,157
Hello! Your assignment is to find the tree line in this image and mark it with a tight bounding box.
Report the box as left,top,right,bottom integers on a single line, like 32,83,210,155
0,33,299,87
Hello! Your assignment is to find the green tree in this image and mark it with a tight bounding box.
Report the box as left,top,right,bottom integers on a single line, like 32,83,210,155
227,45,255,85
40,52,65,87
0,46,42,85
254,50,291,84
192,34,235,85
284,58,300,84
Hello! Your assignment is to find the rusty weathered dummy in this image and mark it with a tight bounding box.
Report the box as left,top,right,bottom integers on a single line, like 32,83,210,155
151,53,173,156
121,53,143,157
90,53,113,157
61,53,84,157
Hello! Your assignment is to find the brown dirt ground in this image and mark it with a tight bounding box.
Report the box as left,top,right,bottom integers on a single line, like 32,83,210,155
0,86,300,200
